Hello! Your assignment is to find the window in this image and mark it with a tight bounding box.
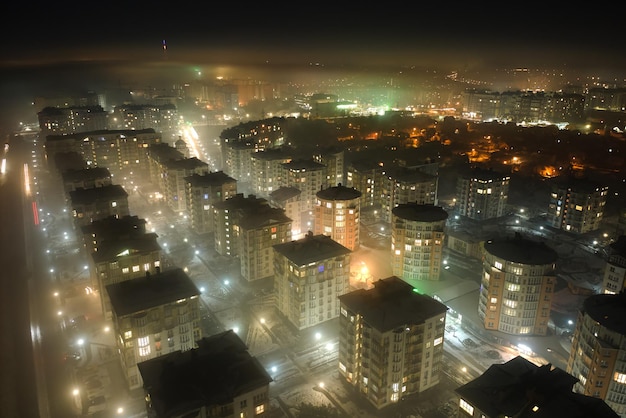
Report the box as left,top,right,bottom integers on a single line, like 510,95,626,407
255,404,264,415
460,399,474,415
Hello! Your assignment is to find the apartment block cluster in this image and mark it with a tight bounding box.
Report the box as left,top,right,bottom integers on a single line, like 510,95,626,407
39,96,626,417
462,86,626,124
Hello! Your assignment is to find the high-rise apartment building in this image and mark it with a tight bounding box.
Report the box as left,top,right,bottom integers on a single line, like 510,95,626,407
456,356,618,418
69,184,130,227
184,171,237,234
381,167,438,223
250,148,291,198
567,292,626,416
314,184,361,251
338,276,448,410
391,203,448,281
212,193,269,257
313,146,345,188
106,267,202,390
138,330,272,418
478,233,558,336
273,233,351,330
90,231,162,319
237,206,292,282
602,235,626,294
269,186,302,238
547,176,609,234
455,167,510,221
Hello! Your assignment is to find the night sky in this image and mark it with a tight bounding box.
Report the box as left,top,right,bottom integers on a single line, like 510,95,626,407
1,5,625,136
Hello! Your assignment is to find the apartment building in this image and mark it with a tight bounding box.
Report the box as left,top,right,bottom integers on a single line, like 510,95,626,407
106,267,202,390
314,184,361,251
250,147,292,198
269,186,303,238
391,203,448,281
567,292,626,416
547,176,609,234
601,235,626,294
478,233,558,336
455,167,510,221
68,184,130,228
273,233,351,330
184,171,237,234
338,276,448,410
238,206,292,282
381,167,438,223
456,356,618,418
90,231,162,319
138,330,272,418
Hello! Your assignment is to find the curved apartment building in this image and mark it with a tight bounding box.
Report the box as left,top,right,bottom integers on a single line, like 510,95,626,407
391,203,448,281
478,233,558,336
567,293,626,416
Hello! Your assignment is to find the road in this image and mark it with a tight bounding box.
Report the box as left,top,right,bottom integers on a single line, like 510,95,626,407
0,134,49,418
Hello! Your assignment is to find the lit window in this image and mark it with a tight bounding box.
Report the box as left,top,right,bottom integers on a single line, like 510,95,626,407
494,261,503,270
460,399,474,415
111,201,117,208
434,337,443,346
254,404,264,415
124,331,132,340
132,265,140,273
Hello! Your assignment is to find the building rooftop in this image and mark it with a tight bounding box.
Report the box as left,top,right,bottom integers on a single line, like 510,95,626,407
138,330,272,417
455,356,618,418
106,267,199,317
164,157,208,171
61,167,110,183
484,232,558,265
392,203,448,222
184,171,236,187
251,147,292,161
238,206,291,230
459,166,511,181
213,193,268,211
81,215,146,238
273,233,350,266
68,184,128,204
282,158,325,171
269,186,301,203
387,167,437,183
91,232,161,263
582,292,626,335
46,128,157,142
339,276,448,332
316,184,361,201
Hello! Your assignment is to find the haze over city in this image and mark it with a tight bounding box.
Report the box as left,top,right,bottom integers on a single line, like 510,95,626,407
2,7,626,418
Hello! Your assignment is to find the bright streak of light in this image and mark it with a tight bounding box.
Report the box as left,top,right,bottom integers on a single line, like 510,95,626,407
1,158,6,174
23,163,31,195
32,201,39,225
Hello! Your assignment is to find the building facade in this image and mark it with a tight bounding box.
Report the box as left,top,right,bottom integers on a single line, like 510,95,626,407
273,233,351,330
338,276,448,410
478,233,558,336
456,356,618,418
547,177,609,234
391,203,448,281
106,267,202,390
602,236,626,294
138,330,272,418
314,184,361,251
184,171,237,234
455,167,510,221
567,293,626,416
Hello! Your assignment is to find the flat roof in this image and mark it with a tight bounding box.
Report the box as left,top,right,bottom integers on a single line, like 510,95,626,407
106,267,199,317
138,330,272,416
484,232,558,265
273,233,350,266
339,276,448,332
